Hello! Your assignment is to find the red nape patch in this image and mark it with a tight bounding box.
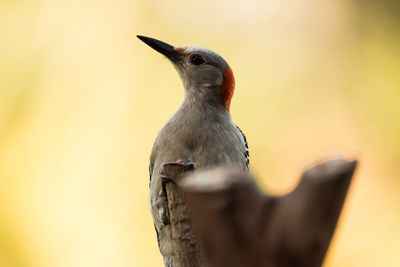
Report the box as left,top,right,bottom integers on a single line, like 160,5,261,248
221,67,235,110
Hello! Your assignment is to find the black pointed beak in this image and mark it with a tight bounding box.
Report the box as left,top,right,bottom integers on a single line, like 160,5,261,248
137,35,181,62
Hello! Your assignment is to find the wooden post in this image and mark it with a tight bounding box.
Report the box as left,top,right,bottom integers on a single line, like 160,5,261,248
161,163,204,267
161,158,357,267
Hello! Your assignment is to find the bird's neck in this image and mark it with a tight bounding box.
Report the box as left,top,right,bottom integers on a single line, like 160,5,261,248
174,85,231,123
178,66,235,112
184,85,220,107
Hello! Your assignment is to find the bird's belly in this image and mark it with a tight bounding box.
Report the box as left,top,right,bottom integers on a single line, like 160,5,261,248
154,138,244,172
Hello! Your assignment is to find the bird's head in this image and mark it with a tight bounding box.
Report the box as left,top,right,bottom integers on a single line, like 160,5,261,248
138,35,235,111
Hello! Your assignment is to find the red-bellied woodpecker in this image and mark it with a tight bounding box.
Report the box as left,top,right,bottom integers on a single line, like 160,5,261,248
137,35,249,265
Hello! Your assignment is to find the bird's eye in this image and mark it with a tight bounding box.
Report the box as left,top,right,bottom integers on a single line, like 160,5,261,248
190,54,205,65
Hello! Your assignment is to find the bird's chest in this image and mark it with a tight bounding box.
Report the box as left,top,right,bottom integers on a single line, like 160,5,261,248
153,112,245,171
177,123,243,168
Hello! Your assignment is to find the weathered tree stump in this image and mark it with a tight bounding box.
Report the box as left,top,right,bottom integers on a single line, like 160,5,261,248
161,158,357,267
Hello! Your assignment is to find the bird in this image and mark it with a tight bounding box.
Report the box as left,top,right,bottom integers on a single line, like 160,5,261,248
137,35,249,266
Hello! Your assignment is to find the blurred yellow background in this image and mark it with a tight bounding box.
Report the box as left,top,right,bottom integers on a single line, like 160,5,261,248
0,0,399,266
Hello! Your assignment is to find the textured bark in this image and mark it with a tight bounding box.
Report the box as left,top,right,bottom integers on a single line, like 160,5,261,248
162,163,204,267
161,158,357,267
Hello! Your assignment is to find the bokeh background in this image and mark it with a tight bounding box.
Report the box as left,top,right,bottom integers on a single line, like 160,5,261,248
1,0,399,266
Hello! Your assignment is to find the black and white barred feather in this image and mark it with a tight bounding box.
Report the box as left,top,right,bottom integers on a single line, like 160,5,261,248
236,125,249,169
